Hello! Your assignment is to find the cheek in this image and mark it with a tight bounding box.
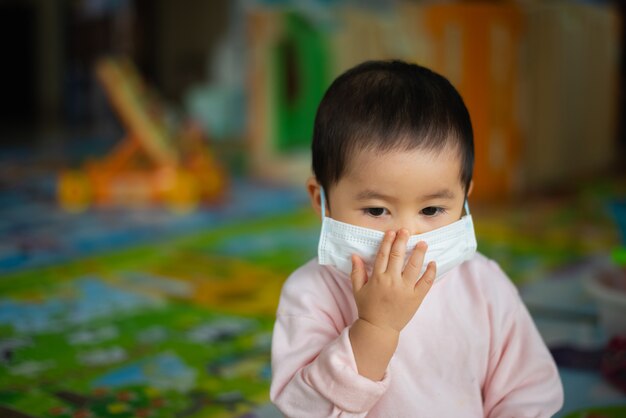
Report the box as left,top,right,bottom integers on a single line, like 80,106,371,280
357,217,390,233
327,207,358,224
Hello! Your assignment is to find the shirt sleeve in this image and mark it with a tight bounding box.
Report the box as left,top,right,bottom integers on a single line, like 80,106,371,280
482,266,564,417
270,312,390,417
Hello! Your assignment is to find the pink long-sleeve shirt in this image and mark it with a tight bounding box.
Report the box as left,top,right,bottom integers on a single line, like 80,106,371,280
270,253,563,417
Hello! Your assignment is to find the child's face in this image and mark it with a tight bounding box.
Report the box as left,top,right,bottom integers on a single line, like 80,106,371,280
314,145,469,235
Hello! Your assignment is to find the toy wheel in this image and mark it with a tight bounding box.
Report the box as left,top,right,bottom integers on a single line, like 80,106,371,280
166,170,200,213
58,171,92,212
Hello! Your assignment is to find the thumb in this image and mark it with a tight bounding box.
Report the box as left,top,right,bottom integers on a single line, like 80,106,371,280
350,254,367,293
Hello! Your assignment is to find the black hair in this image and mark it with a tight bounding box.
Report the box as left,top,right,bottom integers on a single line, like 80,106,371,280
311,60,474,195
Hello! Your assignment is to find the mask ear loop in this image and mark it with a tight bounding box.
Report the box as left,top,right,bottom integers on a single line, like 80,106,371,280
320,187,327,219
464,200,470,216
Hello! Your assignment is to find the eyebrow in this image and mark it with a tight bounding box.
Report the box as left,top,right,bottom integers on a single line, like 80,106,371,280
422,189,456,200
355,188,456,202
355,189,395,202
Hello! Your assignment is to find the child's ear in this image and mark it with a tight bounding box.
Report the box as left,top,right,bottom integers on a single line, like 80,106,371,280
306,176,323,217
467,180,474,197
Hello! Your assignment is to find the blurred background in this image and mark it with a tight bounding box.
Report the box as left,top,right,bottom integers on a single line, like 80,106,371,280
0,0,625,417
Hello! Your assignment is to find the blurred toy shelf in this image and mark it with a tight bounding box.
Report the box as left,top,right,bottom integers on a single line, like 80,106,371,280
247,1,619,202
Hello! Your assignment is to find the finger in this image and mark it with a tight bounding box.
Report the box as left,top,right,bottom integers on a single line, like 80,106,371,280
403,241,428,283
414,261,436,300
373,231,396,275
386,229,409,276
350,254,368,293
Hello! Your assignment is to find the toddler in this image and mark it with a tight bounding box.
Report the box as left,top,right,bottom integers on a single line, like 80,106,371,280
270,60,563,417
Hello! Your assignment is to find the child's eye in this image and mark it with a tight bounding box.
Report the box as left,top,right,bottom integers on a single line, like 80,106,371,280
421,206,445,217
364,207,388,217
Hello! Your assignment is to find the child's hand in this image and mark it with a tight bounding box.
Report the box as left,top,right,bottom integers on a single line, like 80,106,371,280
351,229,436,334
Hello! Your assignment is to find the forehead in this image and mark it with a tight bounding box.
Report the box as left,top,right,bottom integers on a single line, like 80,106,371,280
342,145,464,192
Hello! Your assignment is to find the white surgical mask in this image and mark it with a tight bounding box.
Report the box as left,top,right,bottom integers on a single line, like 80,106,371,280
317,188,477,281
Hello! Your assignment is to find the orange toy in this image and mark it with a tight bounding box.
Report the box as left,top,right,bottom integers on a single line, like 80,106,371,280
58,57,227,213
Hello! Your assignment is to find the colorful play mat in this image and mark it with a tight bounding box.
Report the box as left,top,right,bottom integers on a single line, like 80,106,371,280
1,147,625,417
